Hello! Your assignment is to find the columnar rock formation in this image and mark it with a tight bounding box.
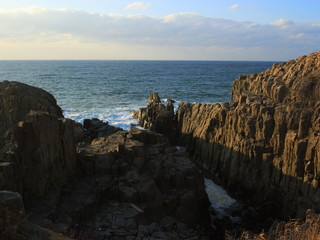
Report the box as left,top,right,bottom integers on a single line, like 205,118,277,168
72,125,211,239
134,93,176,143
0,81,212,239
0,81,77,208
136,52,320,219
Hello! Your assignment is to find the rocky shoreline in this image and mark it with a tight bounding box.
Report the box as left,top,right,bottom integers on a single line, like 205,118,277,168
0,82,213,239
1,52,320,239
135,52,320,233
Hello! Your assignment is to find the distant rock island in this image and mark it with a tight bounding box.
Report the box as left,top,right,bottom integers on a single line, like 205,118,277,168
1,51,320,239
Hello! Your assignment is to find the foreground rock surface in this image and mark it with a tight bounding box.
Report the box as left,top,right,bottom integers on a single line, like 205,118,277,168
136,52,320,219
25,124,212,239
71,126,211,239
0,81,213,239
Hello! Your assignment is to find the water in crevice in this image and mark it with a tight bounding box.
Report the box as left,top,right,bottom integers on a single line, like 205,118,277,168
204,178,242,230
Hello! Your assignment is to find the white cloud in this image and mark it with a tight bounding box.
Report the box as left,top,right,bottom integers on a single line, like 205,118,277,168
0,8,319,60
271,18,289,26
125,2,151,11
229,4,240,10
270,18,294,29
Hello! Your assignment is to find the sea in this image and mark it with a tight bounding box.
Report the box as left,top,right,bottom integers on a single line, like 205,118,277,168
0,60,277,223
0,60,276,130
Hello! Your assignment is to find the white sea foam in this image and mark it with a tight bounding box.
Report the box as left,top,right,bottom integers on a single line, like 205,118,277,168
63,107,139,131
161,98,180,113
204,178,239,220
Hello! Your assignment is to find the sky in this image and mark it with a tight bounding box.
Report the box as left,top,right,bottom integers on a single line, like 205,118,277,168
0,0,319,60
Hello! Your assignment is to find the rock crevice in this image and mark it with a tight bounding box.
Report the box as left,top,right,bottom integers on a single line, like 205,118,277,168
0,81,213,239
135,52,320,219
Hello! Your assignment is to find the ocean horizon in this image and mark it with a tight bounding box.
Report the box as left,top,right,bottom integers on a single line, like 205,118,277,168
0,60,278,129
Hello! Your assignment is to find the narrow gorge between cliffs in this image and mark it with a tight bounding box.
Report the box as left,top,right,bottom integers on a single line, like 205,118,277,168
1,52,320,240
134,52,320,238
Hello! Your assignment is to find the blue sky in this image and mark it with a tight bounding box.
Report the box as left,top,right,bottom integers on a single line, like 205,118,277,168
0,0,319,60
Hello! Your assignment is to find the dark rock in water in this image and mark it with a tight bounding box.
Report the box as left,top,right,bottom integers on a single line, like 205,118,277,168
148,92,161,105
134,92,177,143
82,118,122,141
136,52,320,220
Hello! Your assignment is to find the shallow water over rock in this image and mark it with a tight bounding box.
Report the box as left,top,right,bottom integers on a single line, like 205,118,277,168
204,178,242,229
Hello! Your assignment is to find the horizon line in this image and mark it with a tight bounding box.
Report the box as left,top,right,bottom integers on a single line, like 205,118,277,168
0,59,283,62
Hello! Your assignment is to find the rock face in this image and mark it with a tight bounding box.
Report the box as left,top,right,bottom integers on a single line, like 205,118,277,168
70,126,211,239
0,81,76,207
0,191,26,240
136,52,320,219
27,123,212,239
0,82,212,239
0,191,25,216
134,93,176,143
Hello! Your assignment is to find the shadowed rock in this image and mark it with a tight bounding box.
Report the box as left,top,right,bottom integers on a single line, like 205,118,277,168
0,81,76,208
135,51,320,219
134,92,177,143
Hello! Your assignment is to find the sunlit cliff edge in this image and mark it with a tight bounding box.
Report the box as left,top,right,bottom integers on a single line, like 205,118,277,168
136,51,320,220
1,51,320,239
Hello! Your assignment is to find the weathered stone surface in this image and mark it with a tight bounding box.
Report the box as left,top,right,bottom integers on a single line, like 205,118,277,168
0,191,28,240
24,124,212,238
82,118,122,140
0,82,212,238
136,52,320,219
0,81,62,128
0,191,24,216
0,81,76,208
74,127,210,228
134,93,177,142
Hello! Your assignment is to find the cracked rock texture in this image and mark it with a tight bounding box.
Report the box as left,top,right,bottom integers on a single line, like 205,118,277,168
0,81,76,208
0,82,212,239
136,52,320,219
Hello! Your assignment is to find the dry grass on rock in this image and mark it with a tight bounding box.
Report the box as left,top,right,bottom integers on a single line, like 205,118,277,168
229,210,320,240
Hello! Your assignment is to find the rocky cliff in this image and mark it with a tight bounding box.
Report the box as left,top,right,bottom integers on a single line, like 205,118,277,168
136,52,320,219
0,81,77,208
0,81,212,239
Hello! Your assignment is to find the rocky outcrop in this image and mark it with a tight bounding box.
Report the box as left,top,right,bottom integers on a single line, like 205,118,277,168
0,82,213,239
0,81,76,208
136,52,320,219
25,123,212,239
134,92,177,143
62,126,211,239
